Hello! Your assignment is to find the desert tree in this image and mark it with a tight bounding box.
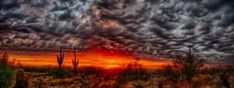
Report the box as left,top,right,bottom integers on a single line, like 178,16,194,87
173,47,207,82
72,48,79,75
0,52,9,66
160,65,180,82
57,47,64,69
0,52,14,88
0,52,15,67
117,56,149,86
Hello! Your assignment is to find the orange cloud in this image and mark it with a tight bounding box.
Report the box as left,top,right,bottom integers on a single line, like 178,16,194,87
6,48,171,69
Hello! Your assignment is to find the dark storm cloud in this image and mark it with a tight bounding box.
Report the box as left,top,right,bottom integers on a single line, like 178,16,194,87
1,0,234,59
0,0,94,50
93,0,234,59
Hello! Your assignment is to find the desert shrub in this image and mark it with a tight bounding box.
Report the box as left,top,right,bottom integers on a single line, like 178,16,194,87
0,52,14,88
222,65,234,74
79,66,101,75
49,68,70,78
117,61,149,85
0,66,13,88
22,66,56,72
160,47,207,87
14,69,27,88
0,52,15,66
0,52,9,66
160,65,180,82
158,65,182,88
172,47,207,82
219,73,231,88
133,82,144,88
201,67,222,75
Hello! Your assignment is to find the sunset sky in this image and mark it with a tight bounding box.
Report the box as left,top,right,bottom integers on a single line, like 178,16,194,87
0,0,234,67
5,48,171,69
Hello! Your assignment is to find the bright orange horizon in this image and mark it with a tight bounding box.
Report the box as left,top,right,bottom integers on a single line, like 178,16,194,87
4,49,171,69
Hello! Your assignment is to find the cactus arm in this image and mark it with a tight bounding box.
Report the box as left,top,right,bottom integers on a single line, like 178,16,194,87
56,47,64,69
72,48,79,74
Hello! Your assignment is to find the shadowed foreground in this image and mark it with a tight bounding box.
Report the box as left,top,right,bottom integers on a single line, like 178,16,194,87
1,48,234,88
9,66,234,88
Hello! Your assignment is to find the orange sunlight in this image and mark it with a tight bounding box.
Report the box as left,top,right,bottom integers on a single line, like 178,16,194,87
6,49,171,69
105,59,119,69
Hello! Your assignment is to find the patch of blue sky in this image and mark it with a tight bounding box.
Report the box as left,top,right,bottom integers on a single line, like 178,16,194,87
53,10,65,16
73,11,81,17
82,3,91,11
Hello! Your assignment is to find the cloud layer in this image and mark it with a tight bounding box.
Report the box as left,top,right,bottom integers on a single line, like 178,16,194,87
0,0,94,50
1,0,234,59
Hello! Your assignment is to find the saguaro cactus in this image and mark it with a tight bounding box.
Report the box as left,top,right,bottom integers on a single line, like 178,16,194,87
72,48,79,75
14,69,27,88
57,47,64,69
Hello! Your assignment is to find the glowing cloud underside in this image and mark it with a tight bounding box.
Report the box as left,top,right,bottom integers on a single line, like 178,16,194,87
8,49,171,69
1,0,234,61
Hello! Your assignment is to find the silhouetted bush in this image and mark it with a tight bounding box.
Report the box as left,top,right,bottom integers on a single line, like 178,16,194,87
49,68,70,78
14,69,27,88
219,73,231,88
79,66,102,75
173,47,207,82
158,81,163,88
0,52,14,88
0,52,15,66
160,65,180,82
22,66,56,73
0,52,9,66
117,61,149,85
0,66,13,88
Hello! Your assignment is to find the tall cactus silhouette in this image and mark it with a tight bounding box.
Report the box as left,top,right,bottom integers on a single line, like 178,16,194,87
72,48,79,75
173,47,206,82
57,47,64,69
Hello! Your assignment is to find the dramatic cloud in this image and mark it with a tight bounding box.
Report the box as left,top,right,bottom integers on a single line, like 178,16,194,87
0,0,94,50
1,0,234,59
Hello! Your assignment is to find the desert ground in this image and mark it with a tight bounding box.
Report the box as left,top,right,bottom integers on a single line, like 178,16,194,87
1,49,234,88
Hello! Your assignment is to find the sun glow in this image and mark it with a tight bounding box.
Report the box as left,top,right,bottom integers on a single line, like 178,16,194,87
5,48,171,69
105,59,119,69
